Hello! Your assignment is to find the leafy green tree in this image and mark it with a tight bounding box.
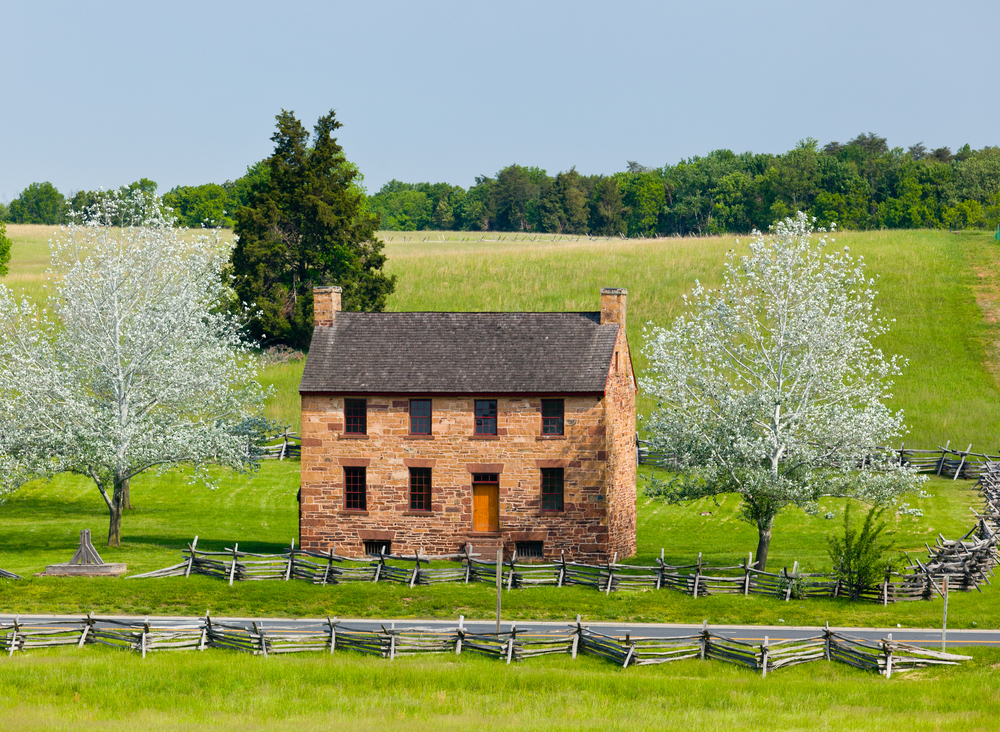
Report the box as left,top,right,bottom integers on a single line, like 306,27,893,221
163,183,230,227
589,176,626,235
0,222,11,276
8,182,66,224
232,109,396,348
494,165,537,231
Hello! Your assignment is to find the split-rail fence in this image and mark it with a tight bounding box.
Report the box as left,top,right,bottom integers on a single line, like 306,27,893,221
128,461,1000,604
0,614,969,677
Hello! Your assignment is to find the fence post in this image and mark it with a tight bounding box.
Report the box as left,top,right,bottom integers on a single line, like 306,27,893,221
389,622,396,661
936,441,950,476
506,624,516,665
605,552,617,595
558,550,566,587
254,621,268,659
883,562,890,607
656,548,664,591
744,552,752,596
456,615,464,655
954,444,972,481
410,548,421,589
8,615,18,657
700,620,708,660
78,612,93,649
228,543,239,586
824,622,831,661
199,611,209,651
141,616,149,659
942,575,949,651
571,615,581,659
185,536,199,578
507,551,517,592
884,634,893,679
693,552,702,598
322,548,334,587
464,544,472,584
373,546,384,583
284,539,295,581
328,616,337,654
761,636,768,678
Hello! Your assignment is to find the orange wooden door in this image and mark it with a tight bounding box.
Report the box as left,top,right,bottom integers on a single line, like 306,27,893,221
473,484,499,532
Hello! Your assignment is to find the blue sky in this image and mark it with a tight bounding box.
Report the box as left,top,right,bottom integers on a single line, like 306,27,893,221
1,0,998,201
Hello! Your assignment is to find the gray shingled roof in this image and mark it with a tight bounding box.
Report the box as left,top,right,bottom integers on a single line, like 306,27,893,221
300,311,619,394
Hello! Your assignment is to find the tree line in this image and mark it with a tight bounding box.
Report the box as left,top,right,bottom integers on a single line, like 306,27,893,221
6,133,1000,236
0,169,266,229
369,135,1000,235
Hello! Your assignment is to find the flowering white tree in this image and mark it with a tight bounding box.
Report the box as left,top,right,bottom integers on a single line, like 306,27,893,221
0,192,271,546
642,213,923,571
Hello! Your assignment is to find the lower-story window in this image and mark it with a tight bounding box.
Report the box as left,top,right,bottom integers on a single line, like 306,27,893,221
345,466,367,510
541,467,564,511
409,467,432,511
364,540,391,556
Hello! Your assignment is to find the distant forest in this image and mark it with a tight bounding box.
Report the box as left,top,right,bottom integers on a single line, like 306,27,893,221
4,134,1000,235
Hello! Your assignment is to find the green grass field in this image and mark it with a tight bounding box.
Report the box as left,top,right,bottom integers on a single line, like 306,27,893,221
2,225,999,730
1,224,999,628
3,646,999,731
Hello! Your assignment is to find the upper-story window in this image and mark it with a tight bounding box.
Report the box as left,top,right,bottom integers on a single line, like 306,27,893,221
410,399,432,435
345,398,367,434
475,399,497,435
541,399,564,435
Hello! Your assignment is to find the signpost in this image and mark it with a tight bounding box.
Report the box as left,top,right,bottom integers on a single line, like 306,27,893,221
495,548,502,634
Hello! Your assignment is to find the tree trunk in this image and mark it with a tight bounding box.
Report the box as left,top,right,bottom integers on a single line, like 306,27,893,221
754,517,774,573
107,476,126,547
122,476,132,510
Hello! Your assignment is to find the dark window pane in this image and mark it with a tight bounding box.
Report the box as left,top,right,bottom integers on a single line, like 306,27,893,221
344,467,366,510
475,399,497,435
345,399,367,434
472,473,498,484
541,399,564,435
409,467,432,511
410,399,431,435
541,468,564,511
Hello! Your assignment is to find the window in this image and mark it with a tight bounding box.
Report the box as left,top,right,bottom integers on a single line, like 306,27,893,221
475,399,497,435
345,399,367,434
472,472,499,484
410,399,432,435
409,467,432,511
541,468,564,511
344,466,367,510
364,540,391,556
516,541,544,559
541,399,564,434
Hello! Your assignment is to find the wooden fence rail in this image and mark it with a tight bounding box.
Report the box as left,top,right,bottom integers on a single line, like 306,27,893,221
0,615,969,676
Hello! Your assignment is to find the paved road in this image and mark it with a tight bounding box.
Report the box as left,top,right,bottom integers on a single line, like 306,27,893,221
2,613,997,647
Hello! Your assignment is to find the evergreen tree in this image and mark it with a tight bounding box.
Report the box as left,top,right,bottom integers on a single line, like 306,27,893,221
232,109,395,348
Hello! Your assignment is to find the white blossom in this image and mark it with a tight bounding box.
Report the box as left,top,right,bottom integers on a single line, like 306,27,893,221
641,212,924,570
0,191,272,545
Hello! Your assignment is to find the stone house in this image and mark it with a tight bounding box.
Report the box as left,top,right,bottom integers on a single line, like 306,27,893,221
297,286,637,562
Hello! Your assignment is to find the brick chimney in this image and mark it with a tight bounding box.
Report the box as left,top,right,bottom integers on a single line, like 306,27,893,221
600,287,627,329
313,286,342,327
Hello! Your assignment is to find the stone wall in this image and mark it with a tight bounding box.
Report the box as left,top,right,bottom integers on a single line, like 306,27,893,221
299,393,625,561
603,326,638,558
